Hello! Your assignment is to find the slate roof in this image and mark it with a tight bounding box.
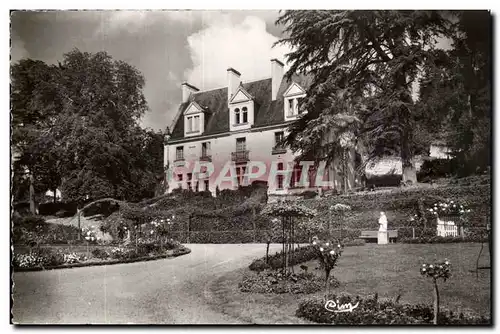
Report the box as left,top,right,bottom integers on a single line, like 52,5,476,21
170,74,313,141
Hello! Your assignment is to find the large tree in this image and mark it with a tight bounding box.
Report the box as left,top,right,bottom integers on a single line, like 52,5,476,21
11,59,63,211
276,10,453,182
11,49,163,208
417,11,491,175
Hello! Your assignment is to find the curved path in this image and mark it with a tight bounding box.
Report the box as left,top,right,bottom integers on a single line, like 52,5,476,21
12,244,281,324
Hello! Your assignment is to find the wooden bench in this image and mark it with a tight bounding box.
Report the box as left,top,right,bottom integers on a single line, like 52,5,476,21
359,230,398,243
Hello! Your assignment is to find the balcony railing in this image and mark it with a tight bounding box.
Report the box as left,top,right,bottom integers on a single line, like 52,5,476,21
231,150,249,162
174,155,185,162
200,153,212,162
272,146,287,155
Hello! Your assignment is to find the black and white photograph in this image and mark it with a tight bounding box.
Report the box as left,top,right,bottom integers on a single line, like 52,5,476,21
9,8,492,325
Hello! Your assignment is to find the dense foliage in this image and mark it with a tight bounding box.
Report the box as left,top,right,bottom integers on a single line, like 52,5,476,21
249,245,318,272
11,50,164,211
296,293,489,324
275,10,490,184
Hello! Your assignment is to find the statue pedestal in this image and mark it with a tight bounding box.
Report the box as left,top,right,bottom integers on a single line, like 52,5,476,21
378,231,388,245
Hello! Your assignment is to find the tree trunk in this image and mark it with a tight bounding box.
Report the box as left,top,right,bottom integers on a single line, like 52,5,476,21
266,241,270,264
401,127,417,184
282,218,286,273
433,279,440,325
252,208,256,242
77,208,81,241
29,171,36,215
285,218,290,272
343,149,348,193
325,269,331,296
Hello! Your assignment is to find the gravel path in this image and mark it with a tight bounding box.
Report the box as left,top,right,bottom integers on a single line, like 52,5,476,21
12,244,281,324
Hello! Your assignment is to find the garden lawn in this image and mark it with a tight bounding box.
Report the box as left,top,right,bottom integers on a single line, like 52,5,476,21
208,243,491,324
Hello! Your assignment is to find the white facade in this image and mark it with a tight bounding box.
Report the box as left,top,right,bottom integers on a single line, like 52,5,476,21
164,59,354,196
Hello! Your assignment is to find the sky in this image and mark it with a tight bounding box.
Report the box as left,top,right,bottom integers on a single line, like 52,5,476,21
10,10,292,131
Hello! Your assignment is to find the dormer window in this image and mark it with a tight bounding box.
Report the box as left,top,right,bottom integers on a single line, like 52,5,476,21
286,97,304,117
183,101,205,137
229,86,254,131
186,115,200,133
283,82,307,121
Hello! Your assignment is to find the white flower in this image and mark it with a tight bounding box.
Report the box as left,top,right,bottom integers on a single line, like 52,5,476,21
312,241,317,245
330,250,335,255
320,247,324,252
429,264,434,268
467,209,471,213
445,261,449,265
422,268,426,272
172,215,175,219
460,210,464,213
150,230,154,235
450,200,454,203
325,242,330,246
338,244,341,248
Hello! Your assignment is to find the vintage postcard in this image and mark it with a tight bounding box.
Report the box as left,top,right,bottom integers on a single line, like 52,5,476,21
10,9,492,325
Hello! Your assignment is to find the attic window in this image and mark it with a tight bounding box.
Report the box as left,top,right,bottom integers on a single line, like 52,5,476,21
186,115,200,133
286,96,306,117
242,107,248,123
234,107,248,125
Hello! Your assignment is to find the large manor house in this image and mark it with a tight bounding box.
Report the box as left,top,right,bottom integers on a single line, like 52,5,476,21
164,59,357,195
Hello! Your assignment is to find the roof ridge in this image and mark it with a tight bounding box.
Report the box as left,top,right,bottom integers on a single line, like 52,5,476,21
193,77,272,95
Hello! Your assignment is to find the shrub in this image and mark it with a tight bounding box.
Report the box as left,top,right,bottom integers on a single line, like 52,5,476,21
13,253,44,269
239,270,337,294
417,159,457,181
12,215,46,229
342,238,366,247
296,293,489,324
300,190,318,199
248,259,270,272
110,247,137,260
401,235,488,244
249,245,319,271
91,248,110,260
63,252,86,264
35,248,66,267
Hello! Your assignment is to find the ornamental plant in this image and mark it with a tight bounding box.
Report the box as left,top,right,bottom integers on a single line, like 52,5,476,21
420,259,451,324
427,201,471,218
330,203,351,239
311,236,343,295
82,226,98,257
262,200,317,274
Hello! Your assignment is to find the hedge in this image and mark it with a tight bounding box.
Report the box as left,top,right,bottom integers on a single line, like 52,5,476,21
296,293,490,325
249,245,318,271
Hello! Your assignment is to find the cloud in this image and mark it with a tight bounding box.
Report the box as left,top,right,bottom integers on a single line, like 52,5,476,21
10,37,29,63
184,14,291,90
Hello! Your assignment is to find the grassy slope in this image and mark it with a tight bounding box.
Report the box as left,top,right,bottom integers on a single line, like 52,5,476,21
302,181,490,233
209,243,491,324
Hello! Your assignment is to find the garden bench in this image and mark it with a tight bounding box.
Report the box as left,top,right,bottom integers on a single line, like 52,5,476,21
359,230,398,243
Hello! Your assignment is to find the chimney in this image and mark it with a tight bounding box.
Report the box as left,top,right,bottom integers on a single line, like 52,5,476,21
227,68,241,101
271,59,284,101
181,82,199,103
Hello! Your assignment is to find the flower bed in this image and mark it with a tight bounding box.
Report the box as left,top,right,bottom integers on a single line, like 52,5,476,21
249,245,318,272
296,293,490,325
12,241,190,271
239,270,339,294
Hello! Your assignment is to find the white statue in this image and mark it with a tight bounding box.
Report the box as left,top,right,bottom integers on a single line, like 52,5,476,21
378,212,388,232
